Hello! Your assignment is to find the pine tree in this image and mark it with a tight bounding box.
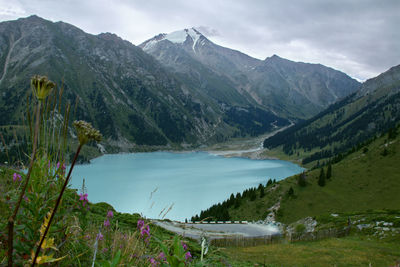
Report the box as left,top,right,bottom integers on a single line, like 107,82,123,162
258,183,263,190
250,188,257,201
326,164,332,179
228,193,235,207
260,185,265,198
288,186,294,196
318,168,326,187
234,198,240,209
298,172,307,187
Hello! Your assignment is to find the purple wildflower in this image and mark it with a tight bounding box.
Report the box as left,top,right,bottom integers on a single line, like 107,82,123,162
23,195,28,202
56,162,66,170
157,252,166,261
181,242,188,251
149,257,158,267
140,225,150,237
96,233,103,241
12,173,21,182
102,247,108,253
107,210,113,218
137,219,144,230
104,219,110,227
185,251,192,261
79,193,88,206
137,220,151,243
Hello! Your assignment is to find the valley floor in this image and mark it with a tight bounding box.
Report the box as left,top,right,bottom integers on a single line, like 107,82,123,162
222,235,400,267
204,123,294,160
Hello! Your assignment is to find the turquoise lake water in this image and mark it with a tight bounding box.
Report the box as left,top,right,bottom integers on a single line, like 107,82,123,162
70,152,303,221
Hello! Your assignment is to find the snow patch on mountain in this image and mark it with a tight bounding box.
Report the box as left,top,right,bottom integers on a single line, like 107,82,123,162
142,39,159,51
165,30,188,43
187,28,201,52
141,28,203,52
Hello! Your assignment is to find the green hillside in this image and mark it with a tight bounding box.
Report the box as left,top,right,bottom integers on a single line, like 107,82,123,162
193,126,400,224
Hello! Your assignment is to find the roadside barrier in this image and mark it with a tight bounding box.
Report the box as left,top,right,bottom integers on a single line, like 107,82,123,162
210,234,281,247
210,227,350,247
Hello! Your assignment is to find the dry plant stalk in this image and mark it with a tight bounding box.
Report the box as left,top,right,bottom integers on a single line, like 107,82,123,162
8,75,55,267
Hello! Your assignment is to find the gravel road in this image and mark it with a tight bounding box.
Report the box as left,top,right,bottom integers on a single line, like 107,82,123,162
153,221,281,240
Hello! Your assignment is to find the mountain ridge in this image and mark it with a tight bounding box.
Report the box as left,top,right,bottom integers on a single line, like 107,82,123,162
140,29,360,119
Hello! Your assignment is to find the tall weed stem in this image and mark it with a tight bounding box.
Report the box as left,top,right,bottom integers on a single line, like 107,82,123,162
7,100,41,267
31,144,82,266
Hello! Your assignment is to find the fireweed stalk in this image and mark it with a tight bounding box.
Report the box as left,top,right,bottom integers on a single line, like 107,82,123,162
31,120,102,266
7,75,55,267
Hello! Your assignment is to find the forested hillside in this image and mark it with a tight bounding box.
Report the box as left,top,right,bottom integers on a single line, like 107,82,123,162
263,64,400,165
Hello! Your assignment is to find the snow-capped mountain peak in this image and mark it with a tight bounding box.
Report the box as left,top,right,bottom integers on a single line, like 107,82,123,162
141,28,204,52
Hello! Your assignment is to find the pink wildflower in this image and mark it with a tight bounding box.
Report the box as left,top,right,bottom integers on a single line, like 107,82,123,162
107,210,113,218
104,219,110,227
12,173,21,182
185,251,192,261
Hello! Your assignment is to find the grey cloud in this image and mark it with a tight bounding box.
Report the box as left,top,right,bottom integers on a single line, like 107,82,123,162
0,0,399,80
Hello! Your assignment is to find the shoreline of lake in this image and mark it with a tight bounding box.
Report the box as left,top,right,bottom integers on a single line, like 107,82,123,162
71,151,304,221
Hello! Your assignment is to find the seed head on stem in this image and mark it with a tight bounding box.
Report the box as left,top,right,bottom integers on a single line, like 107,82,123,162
73,120,102,146
31,75,55,101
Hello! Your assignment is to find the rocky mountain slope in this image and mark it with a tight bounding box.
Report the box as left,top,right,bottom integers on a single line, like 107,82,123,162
0,16,288,150
140,28,360,119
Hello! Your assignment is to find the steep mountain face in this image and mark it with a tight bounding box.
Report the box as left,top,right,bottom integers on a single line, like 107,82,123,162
263,64,400,163
140,29,360,119
250,55,361,118
0,16,288,149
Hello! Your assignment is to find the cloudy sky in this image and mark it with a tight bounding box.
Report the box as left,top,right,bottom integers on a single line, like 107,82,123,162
0,0,399,81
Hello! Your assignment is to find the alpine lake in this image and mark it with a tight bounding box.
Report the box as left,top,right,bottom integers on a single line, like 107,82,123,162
71,151,303,221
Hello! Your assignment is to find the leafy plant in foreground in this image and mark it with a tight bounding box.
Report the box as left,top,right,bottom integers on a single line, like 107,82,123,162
31,120,102,265
7,75,55,267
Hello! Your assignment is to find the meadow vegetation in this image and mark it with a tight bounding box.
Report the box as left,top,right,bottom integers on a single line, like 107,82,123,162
0,76,225,266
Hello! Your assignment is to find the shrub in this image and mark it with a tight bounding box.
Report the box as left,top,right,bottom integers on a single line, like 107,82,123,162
295,224,306,234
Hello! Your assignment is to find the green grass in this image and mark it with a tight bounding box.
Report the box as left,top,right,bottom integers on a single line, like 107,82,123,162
223,235,400,267
227,132,400,224
278,135,400,224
